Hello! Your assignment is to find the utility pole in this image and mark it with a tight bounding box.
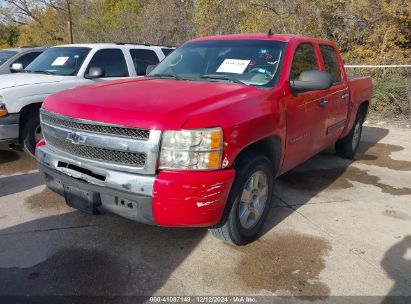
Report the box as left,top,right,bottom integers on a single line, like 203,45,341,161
66,0,73,44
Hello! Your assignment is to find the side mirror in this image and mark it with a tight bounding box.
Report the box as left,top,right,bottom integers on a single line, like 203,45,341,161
290,70,332,92
85,67,105,79
10,63,24,73
146,65,156,75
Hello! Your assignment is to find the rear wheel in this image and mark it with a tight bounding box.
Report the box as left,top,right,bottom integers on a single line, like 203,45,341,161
21,112,42,157
209,151,273,245
335,111,364,159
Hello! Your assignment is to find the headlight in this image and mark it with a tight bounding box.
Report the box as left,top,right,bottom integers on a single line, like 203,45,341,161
0,98,7,117
159,128,223,170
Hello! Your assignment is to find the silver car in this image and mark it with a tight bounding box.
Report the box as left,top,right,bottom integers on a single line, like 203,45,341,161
0,46,48,74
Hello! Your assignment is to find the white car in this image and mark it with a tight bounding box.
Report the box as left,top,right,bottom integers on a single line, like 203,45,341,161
0,46,48,74
0,43,174,155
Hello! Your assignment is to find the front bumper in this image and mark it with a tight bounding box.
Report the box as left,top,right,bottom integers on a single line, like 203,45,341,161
0,113,19,143
37,145,235,227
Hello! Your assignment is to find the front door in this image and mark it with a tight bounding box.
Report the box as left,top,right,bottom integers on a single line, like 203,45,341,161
282,43,328,172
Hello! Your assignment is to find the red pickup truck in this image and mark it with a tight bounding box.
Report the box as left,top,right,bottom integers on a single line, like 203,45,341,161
36,34,372,245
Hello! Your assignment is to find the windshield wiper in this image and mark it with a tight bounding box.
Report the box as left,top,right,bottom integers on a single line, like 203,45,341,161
24,70,57,75
33,70,57,75
151,73,183,80
200,75,246,85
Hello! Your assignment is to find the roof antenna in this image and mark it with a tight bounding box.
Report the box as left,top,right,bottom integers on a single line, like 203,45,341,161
268,28,273,36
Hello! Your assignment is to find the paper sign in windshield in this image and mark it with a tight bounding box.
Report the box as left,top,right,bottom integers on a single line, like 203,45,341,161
217,59,250,74
51,57,69,66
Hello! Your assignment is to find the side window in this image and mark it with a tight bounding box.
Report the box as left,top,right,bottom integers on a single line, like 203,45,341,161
290,43,318,81
161,48,174,57
86,49,129,77
130,49,160,76
320,45,342,85
14,52,42,68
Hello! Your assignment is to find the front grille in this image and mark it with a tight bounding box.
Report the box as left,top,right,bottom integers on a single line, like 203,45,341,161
45,133,146,167
41,111,150,141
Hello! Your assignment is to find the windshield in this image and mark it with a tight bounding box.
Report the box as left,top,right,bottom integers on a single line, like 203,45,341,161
149,40,286,87
25,47,91,76
0,50,17,66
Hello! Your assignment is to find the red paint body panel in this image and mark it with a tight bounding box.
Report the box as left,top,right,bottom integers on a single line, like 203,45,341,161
340,77,373,138
40,34,373,227
43,78,259,130
152,169,235,227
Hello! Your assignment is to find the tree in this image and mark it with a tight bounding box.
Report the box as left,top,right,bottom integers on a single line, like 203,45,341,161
194,0,247,37
0,0,75,44
137,0,195,45
0,23,19,47
74,0,141,43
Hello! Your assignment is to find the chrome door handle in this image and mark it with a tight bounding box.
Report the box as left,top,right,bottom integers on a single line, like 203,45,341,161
342,93,349,100
319,99,329,107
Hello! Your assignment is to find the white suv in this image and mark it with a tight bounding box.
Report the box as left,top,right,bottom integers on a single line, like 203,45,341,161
0,43,174,155
0,46,48,74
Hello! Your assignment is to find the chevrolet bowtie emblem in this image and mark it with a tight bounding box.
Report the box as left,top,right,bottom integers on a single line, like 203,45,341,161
67,132,87,144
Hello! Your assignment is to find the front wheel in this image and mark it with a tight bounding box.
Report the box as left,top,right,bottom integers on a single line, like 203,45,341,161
209,151,274,245
335,112,364,159
21,113,42,157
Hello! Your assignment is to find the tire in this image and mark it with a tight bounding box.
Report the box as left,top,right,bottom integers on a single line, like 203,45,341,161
209,150,274,245
335,111,364,159
21,112,42,157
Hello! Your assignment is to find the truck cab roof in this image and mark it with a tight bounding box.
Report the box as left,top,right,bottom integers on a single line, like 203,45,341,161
190,33,336,46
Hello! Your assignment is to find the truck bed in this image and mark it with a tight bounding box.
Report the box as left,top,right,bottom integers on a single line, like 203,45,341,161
349,76,373,108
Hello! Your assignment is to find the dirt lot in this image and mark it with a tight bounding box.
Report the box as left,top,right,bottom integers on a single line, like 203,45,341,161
0,124,410,301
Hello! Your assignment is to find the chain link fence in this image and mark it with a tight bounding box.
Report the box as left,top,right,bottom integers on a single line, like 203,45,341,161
345,65,411,126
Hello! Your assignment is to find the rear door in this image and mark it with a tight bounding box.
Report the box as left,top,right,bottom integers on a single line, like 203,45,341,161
318,44,349,144
129,49,160,76
282,43,327,171
84,48,130,81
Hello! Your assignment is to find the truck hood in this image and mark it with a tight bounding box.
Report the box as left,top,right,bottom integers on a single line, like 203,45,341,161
43,78,261,130
0,73,65,90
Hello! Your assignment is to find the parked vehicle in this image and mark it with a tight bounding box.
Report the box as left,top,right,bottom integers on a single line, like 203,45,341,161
0,46,48,75
36,34,372,245
0,43,174,155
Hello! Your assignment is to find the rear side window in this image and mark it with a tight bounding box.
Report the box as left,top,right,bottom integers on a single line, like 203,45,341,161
130,49,160,76
161,48,174,57
290,43,318,81
86,49,129,77
0,50,17,66
14,52,42,68
320,45,342,85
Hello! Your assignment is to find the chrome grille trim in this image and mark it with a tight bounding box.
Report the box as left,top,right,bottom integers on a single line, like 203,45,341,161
40,109,161,175
41,110,150,140
45,133,146,167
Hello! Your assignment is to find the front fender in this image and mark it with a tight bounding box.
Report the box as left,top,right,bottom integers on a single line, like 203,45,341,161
183,88,286,168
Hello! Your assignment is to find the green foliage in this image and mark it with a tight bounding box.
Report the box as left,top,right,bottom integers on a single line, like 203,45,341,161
74,0,141,43
0,24,19,47
372,78,410,119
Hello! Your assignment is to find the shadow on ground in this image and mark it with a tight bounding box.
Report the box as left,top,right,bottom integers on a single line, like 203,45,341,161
0,147,38,175
0,172,43,196
381,235,411,302
0,211,207,297
0,148,19,164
